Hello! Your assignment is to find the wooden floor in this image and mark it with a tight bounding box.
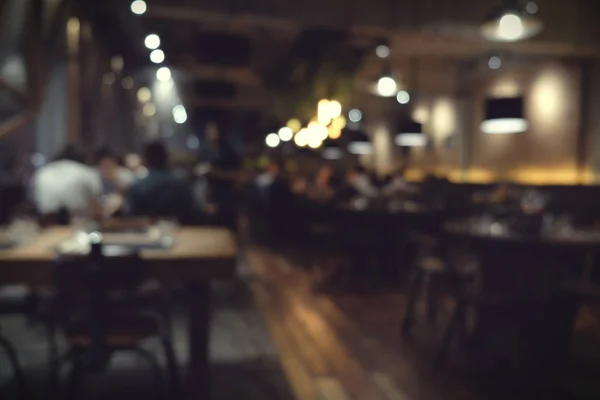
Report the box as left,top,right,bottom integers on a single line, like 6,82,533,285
246,246,481,400
0,279,295,400
246,243,600,400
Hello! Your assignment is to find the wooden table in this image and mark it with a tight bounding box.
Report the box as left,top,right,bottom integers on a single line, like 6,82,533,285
444,223,600,390
0,226,238,399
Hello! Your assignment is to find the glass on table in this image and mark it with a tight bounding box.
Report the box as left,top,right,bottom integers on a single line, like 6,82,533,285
7,214,39,245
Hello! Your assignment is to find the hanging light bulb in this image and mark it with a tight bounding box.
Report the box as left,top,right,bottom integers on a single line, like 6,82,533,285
265,133,281,148
328,125,342,140
328,100,342,119
317,99,331,125
481,1,543,42
376,76,398,97
278,127,293,142
331,115,346,131
308,120,328,141
130,0,147,15
294,128,309,147
144,34,160,50
150,49,165,64
348,109,362,123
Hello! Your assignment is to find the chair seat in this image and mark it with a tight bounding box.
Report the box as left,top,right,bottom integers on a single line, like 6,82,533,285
0,285,35,314
65,314,160,347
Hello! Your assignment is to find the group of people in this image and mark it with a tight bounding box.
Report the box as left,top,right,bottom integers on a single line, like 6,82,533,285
253,160,416,210
32,141,204,225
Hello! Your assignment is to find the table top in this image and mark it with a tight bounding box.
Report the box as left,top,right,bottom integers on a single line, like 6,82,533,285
444,222,600,248
0,226,238,284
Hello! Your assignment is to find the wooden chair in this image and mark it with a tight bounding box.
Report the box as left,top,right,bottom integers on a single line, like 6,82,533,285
0,285,33,400
401,233,477,341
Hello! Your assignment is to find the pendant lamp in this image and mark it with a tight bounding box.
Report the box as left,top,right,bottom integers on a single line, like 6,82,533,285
346,129,372,155
481,1,543,42
322,138,344,160
395,120,427,147
481,97,528,134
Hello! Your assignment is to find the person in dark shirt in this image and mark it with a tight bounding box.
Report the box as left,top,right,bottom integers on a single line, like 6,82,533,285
128,141,201,224
202,123,241,228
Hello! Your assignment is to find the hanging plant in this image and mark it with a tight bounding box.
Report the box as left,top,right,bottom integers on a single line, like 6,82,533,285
258,28,369,124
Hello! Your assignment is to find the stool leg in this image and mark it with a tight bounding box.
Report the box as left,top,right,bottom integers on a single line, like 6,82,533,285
426,274,440,323
434,298,467,369
0,335,28,400
401,268,424,337
66,352,84,400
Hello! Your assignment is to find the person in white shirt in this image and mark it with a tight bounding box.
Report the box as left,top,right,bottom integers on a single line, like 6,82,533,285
33,146,102,222
94,148,137,216
94,148,136,193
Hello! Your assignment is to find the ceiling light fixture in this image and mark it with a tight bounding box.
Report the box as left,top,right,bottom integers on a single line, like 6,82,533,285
322,138,343,160
395,120,426,147
130,0,147,15
156,66,171,82
150,49,165,64
488,56,502,69
348,109,362,123
374,75,398,97
346,130,372,155
481,1,543,42
481,97,528,134
396,90,410,104
137,87,151,103
278,127,293,142
172,104,187,124
144,34,160,50
265,133,280,148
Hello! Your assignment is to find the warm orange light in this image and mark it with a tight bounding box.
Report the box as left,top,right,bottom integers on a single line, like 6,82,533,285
328,126,342,139
331,115,346,130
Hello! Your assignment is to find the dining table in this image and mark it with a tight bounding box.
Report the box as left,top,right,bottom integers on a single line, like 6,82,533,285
0,225,238,399
443,219,600,391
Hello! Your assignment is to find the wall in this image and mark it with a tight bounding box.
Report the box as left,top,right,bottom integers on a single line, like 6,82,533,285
385,58,597,185
469,61,584,184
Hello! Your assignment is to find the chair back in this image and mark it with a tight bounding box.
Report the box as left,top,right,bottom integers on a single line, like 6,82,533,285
52,243,145,367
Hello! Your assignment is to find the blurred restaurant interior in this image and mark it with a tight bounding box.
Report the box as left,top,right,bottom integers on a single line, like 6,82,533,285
2,0,600,399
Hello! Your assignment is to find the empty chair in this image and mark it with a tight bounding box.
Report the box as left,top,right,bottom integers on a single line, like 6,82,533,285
48,242,180,399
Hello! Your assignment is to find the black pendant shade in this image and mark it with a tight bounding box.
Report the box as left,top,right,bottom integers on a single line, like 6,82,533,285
322,138,344,160
395,119,426,147
481,97,528,134
345,129,372,155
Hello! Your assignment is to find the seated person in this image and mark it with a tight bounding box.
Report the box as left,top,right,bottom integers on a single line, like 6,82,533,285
345,165,379,199
305,164,336,202
94,147,136,216
32,145,102,224
381,167,415,197
128,141,202,224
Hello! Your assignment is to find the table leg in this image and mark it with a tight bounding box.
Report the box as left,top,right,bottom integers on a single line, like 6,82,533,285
186,283,211,399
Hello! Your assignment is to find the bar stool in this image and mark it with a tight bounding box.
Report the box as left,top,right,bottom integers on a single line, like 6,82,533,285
401,234,478,342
